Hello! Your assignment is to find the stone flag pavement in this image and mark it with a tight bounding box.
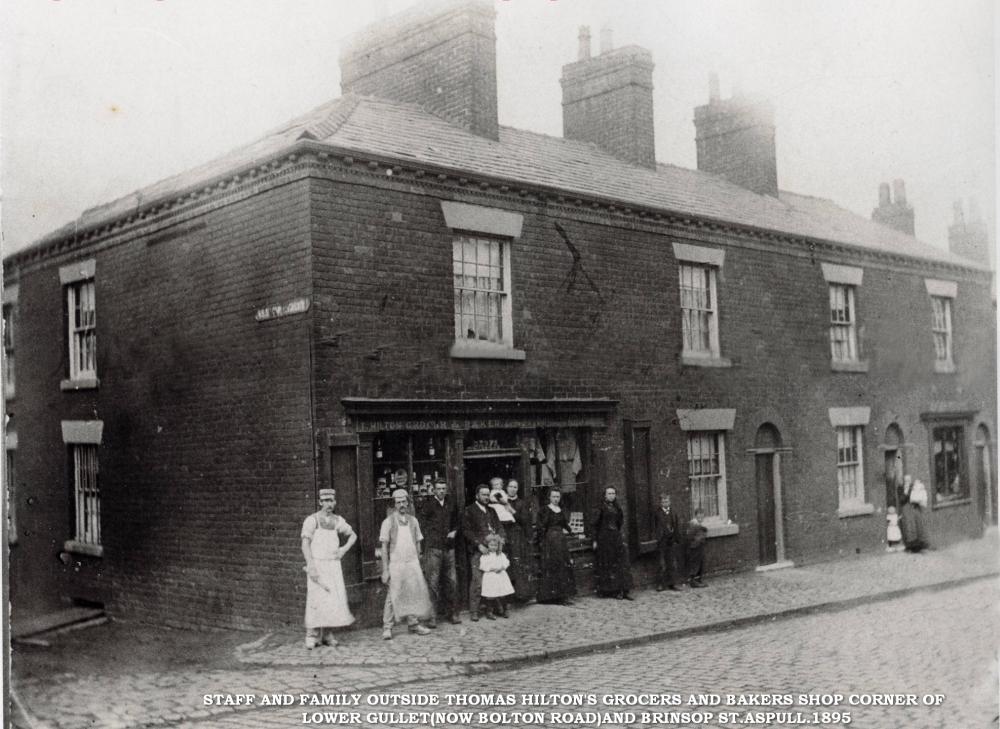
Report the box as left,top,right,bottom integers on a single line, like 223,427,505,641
12,533,998,729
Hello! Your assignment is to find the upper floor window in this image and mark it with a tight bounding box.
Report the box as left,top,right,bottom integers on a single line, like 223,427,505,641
821,263,866,371
60,259,98,389
673,243,729,367
828,284,858,362
453,234,511,346
679,264,718,356
440,201,524,361
925,279,957,373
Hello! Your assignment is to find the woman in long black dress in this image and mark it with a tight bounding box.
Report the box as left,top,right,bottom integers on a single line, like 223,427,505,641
536,488,576,605
590,486,634,599
503,480,536,601
900,475,930,552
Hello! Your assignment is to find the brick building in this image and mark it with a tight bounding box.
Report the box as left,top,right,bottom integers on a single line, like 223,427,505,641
4,0,995,630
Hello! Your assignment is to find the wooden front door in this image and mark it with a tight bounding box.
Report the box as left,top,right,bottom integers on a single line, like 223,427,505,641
756,452,776,565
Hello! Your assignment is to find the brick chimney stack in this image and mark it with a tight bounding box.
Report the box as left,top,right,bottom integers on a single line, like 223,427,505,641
560,28,656,169
693,76,778,196
339,0,498,140
948,198,992,267
871,178,915,235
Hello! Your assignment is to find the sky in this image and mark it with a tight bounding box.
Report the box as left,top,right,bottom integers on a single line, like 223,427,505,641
0,0,995,257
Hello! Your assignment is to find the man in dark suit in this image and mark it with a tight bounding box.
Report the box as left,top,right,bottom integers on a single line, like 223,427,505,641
461,483,502,621
653,494,682,592
417,476,461,626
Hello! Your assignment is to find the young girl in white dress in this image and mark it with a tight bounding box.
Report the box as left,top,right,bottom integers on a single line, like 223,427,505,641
886,505,903,552
479,533,514,619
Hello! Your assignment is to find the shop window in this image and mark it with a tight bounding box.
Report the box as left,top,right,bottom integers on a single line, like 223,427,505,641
932,426,967,504
527,428,589,534
371,431,449,545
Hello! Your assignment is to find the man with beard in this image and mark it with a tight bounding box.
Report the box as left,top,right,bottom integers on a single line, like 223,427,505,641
461,483,501,621
380,489,432,640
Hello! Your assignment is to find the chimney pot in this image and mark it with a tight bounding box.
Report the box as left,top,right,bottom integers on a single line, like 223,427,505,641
578,26,591,61
599,25,613,54
892,179,907,205
708,72,720,102
878,182,891,207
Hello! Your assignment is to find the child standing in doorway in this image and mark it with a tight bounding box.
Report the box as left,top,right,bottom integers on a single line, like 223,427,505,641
886,506,903,552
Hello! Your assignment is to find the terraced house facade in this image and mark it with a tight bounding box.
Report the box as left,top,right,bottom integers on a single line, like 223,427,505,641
5,0,995,630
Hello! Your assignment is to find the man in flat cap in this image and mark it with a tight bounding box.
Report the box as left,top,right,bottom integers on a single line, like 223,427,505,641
380,489,432,640
301,488,356,649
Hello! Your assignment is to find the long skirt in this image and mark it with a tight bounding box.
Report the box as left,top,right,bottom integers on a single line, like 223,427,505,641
900,503,929,552
504,522,536,600
593,532,632,595
536,527,576,602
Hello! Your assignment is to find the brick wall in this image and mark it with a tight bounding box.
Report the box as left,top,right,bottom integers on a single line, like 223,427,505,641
9,179,318,630
308,170,995,581
340,0,498,140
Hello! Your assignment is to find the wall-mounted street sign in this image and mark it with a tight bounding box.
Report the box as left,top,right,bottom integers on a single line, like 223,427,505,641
255,297,310,322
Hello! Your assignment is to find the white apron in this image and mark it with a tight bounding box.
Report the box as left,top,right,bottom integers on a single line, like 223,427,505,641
387,519,432,619
305,516,354,628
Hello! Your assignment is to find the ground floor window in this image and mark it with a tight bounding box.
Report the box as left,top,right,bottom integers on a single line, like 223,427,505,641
71,444,101,547
836,426,865,509
932,425,966,504
687,431,728,522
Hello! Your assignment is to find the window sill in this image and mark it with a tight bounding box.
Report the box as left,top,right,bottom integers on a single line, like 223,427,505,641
63,540,103,557
450,341,526,361
705,522,740,538
933,360,956,374
681,354,732,368
61,377,99,391
932,497,970,510
837,503,875,518
831,360,869,373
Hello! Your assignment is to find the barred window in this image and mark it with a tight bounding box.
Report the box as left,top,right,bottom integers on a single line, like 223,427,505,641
67,280,97,379
452,235,511,346
931,296,953,364
687,431,727,521
829,284,858,362
2,303,13,396
71,444,101,547
836,426,865,507
679,264,718,356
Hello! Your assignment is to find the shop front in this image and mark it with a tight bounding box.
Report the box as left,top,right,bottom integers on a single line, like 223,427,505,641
318,398,617,625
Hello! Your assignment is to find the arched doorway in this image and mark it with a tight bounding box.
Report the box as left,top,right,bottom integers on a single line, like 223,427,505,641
883,424,905,511
754,424,784,566
974,425,995,526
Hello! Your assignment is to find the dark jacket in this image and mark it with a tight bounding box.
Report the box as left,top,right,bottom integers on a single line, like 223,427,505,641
417,494,459,551
653,507,681,547
461,501,502,553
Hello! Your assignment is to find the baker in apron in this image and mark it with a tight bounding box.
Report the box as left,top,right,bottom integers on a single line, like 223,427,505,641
301,488,356,648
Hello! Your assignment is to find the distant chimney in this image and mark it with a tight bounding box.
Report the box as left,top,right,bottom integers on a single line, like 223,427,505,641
560,35,656,168
578,26,591,61
340,0,498,140
871,178,915,235
599,25,613,54
693,79,778,196
948,198,992,266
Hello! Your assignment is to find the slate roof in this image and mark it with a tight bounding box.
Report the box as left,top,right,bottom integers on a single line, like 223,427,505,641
29,93,982,270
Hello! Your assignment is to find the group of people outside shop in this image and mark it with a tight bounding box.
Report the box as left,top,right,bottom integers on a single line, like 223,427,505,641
299,480,713,648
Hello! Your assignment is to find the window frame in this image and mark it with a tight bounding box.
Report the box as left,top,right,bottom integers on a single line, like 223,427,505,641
828,283,859,363
835,425,866,510
451,233,514,349
679,263,720,358
686,430,729,525
68,443,102,555
67,279,98,381
930,424,968,506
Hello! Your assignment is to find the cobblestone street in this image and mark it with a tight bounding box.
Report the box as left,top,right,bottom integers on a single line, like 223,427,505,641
12,534,998,729
178,579,999,729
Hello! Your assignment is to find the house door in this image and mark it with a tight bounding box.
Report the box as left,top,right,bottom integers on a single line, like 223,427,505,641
756,452,776,564
884,449,902,512
975,425,994,525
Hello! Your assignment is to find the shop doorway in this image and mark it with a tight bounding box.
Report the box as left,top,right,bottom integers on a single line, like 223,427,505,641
883,424,904,512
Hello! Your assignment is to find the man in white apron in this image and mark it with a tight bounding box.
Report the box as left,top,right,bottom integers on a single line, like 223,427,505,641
301,488,356,649
380,489,432,640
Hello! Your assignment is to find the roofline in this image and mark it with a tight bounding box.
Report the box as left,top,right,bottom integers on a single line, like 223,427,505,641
5,137,991,279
